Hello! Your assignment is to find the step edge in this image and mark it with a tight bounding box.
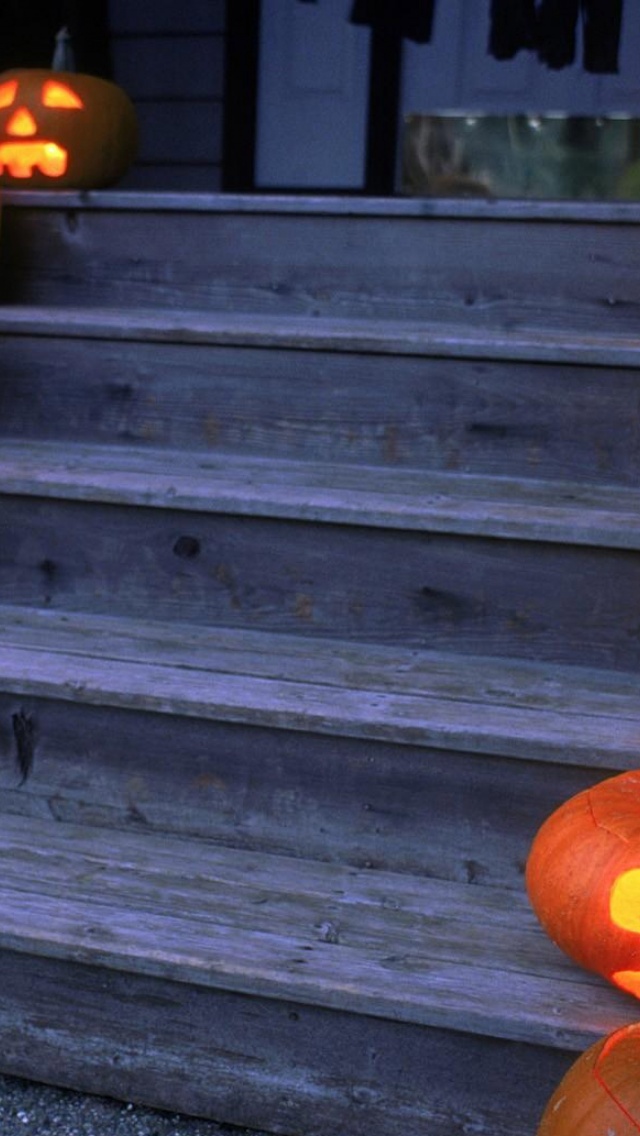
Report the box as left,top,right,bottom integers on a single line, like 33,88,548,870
0,811,634,1053
0,929,622,1054
1,304,639,366
2,441,639,549
0,635,637,770
5,189,640,224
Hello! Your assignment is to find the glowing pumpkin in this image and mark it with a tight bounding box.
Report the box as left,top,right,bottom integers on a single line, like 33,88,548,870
538,1024,640,1136
0,69,137,188
527,770,640,998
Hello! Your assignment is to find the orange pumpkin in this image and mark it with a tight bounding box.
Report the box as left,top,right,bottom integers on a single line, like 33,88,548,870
538,1024,640,1136
0,68,137,188
527,770,640,998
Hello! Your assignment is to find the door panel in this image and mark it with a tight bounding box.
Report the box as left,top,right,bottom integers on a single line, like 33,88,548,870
256,0,371,188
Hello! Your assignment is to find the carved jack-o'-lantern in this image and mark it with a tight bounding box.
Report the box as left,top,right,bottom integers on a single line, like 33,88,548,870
0,69,137,188
527,770,640,998
538,1024,640,1136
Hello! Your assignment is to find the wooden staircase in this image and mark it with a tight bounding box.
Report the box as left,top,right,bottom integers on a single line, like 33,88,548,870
0,190,639,1136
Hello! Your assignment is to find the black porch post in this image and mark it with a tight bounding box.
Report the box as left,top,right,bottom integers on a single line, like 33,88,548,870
363,18,403,195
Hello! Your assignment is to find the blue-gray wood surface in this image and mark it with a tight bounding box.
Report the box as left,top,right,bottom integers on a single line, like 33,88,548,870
0,192,638,1135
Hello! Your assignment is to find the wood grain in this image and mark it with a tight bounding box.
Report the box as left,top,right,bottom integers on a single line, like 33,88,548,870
0,606,637,768
0,440,638,547
0,948,574,1136
2,312,640,485
0,812,636,1053
0,490,638,669
0,190,638,1133
2,198,640,330
4,304,640,365
3,190,640,220
0,687,602,887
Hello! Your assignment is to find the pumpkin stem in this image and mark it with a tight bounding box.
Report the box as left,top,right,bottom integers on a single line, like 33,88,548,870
52,26,76,72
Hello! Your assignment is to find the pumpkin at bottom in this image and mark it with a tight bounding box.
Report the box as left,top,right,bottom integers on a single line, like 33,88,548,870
526,769,640,999
538,1024,640,1136
0,68,137,188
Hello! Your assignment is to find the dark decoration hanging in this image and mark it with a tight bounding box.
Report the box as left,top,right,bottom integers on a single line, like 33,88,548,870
349,0,436,44
536,0,624,73
489,0,624,74
489,0,537,60
298,0,625,73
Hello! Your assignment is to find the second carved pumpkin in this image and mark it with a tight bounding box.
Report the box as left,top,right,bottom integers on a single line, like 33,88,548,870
538,1024,640,1136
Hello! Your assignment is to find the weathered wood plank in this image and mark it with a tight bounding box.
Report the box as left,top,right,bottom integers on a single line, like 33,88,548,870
0,813,636,1052
0,606,623,881
0,690,601,887
2,323,639,485
2,200,640,329
3,641,635,765
2,605,638,720
3,190,640,221
0,440,638,547
0,492,638,669
4,304,640,366
0,607,637,769
0,948,573,1136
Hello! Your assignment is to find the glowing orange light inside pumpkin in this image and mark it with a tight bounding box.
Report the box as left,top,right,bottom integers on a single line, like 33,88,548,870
42,80,83,109
0,67,137,187
0,141,67,178
0,80,17,108
0,77,83,179
7,107,36,136
611,869,640,933
612,970,640,998
609,868,640,996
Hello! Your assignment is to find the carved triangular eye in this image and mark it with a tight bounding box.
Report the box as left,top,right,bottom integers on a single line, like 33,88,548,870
42,80,83,109
0,80,17,109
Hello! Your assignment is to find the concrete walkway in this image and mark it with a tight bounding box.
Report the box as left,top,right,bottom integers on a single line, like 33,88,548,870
0,1075,271,1136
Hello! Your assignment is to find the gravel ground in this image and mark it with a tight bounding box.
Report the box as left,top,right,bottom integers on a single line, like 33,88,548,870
0,1074,272,1136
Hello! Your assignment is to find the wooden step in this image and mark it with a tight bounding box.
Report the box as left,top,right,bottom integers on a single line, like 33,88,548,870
4,192,639,1136
0,810,636,1135
2,305,638,486
0,605,637,887
4,303,640,366
1,441,638,669
1,438,638,547
1,605,637,766
2,192,640,333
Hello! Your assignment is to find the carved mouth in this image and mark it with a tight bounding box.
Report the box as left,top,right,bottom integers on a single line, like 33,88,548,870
612,969,640,999
0,140,68,178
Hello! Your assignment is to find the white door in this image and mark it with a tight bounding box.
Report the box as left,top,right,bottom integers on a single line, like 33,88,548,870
255,0,371,188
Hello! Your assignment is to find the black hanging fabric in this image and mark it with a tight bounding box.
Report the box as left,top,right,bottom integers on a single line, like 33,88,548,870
349,0,436,45
536,0,623,73
535,0,581,67
489,0,537,60
298,0,624,72
489,0,624,73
